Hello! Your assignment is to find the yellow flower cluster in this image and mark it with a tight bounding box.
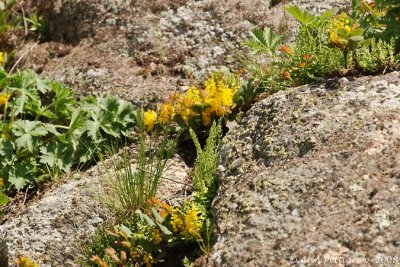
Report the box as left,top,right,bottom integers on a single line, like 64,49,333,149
0,93,11,106
0,52,3,65
15,256,39,267
170,204,202,237
143,253,153,267
171,208,184,233
144,109,157,132
151,228,162,244
144,75,238,131
331,13,351,31
184,204,202,236
329,13,352,49
328,12,364,51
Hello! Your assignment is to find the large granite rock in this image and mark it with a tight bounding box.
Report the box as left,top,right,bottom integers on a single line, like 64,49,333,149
209,72,400,266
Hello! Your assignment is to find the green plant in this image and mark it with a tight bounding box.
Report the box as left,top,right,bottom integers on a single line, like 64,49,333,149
327,12,366,68
189,120,222,206
0,69,137,193
244,25,343,92
377,0,400,50
87,122,222,267
284,5,334,30
355,37,399,72
244,3,400,96
100,109,175,218
0,0,19,34
244,27,282,55
26,11,45,35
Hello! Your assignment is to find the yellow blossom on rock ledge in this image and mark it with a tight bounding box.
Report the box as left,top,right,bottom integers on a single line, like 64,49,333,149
170,202,203,238
146,73,239,131
183,203,202,236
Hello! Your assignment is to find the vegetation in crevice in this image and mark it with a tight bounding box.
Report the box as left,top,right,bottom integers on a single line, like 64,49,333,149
84,122,222,267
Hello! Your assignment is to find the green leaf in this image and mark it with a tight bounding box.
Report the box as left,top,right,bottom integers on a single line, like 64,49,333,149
50,82,75,118
0,193,8,206
151,208,164,223
0,139,15,165
39,143,74,172
348,35,364,42
74,134,99,164
35,74,51,93
350,28,364,37
245,27,282,54
85,118,101,141
119,224,133,239
8,162,36,190
337,28,350,38
142,213,155,226
157,223,173,235
66,109,86,149
12,120,48,152
284,5,316,26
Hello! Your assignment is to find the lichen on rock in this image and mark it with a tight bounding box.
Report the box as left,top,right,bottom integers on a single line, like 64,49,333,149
209,72,400,266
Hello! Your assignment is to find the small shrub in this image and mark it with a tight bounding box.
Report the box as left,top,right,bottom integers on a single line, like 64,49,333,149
87,122,222,267
0,69,137,193
244,3,400,98
0,0,20,35
376,0,400,50
100,110,175,218
355,37,399,73
189,120,222,205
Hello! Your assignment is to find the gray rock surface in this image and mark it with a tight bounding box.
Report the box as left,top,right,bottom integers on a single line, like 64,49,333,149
15,0,346,105
209,72,400,266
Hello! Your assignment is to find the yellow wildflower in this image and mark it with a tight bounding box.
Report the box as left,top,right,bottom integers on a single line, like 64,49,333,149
0,52,3,65
183,204,202,236
201,76,237,125
175,96,191,125
15,256,39,267
171,208,184,232
0,93,11,106
158,102,175,125
151,228,162,244
329,30,347,48
152,74,238,128
143,253,153,267
0,178,4,187
144,109,157,132
186,85,202,105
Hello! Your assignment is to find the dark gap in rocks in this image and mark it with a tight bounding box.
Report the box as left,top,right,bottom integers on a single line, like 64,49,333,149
176,124,229,167
155,241,199,267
